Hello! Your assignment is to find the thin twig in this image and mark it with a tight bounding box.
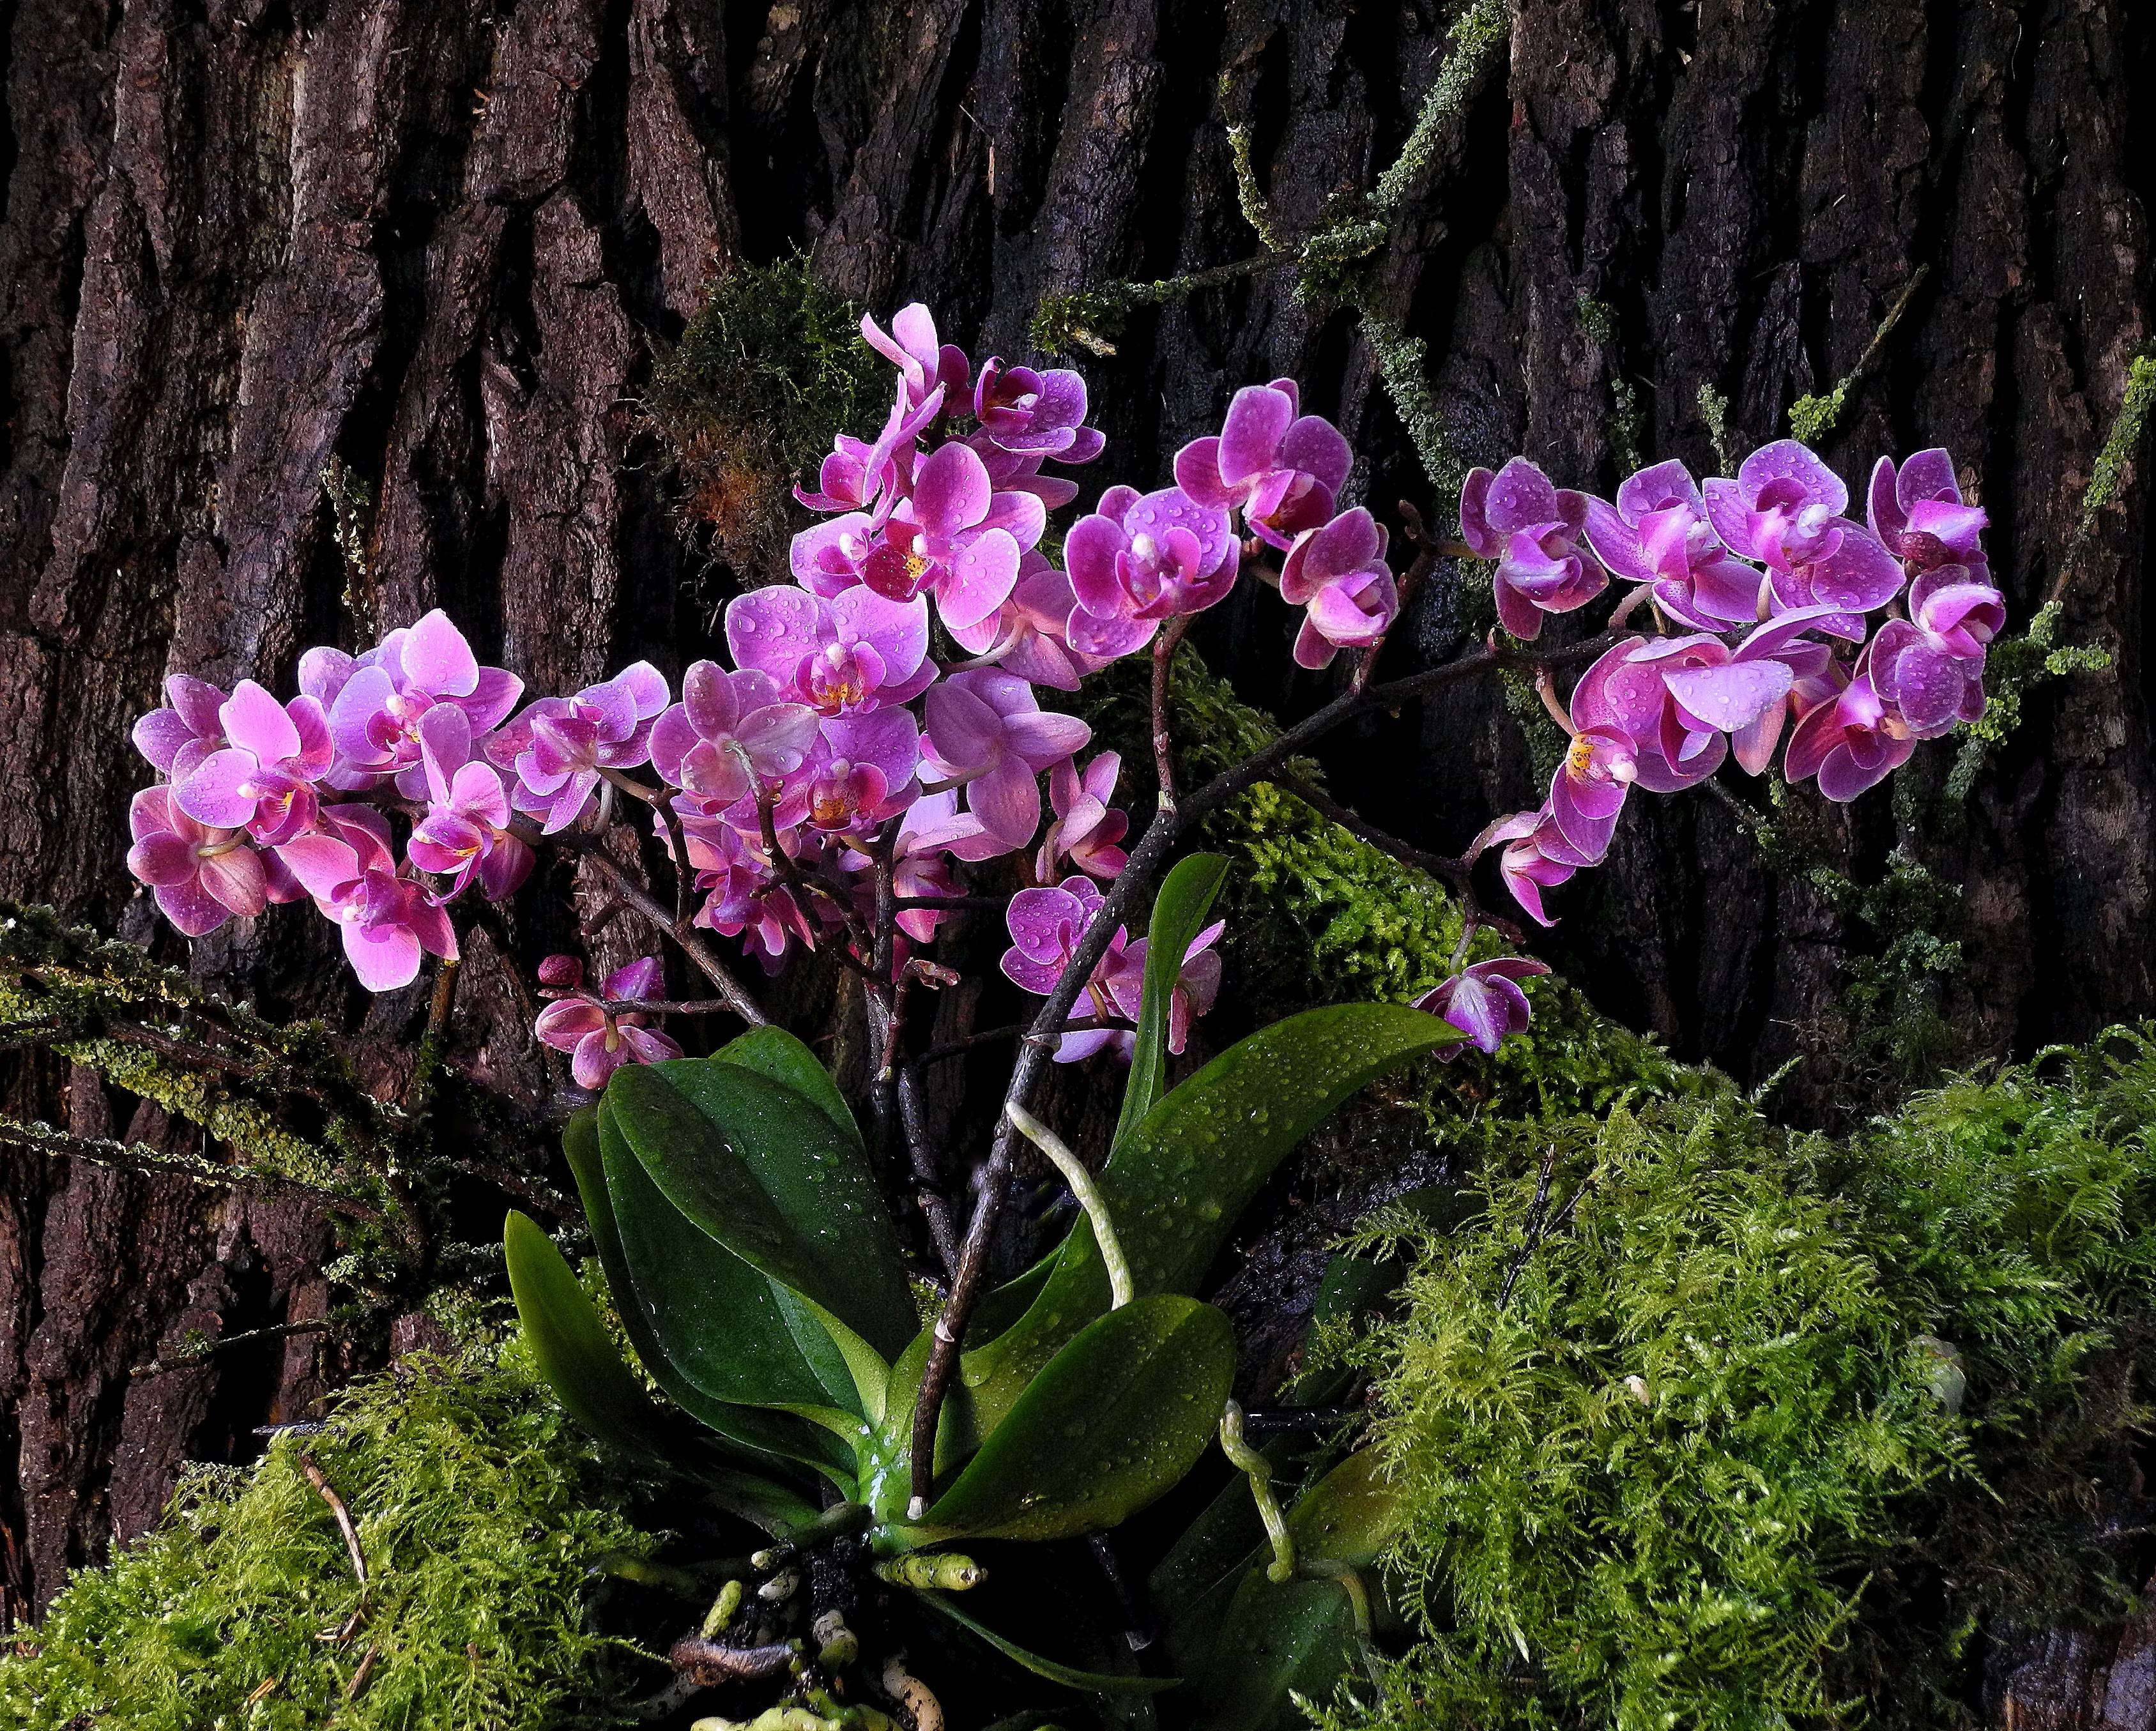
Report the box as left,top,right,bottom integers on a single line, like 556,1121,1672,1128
132,1316,335,1378
1497,1147,1561,1314
581,852,767,1025
1152,616,1192,813
0,1120,386,1224
301,1455,369,1586
1351,499,1442,696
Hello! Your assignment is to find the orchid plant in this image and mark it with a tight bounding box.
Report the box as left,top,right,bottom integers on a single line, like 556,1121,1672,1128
122,296,1997,1720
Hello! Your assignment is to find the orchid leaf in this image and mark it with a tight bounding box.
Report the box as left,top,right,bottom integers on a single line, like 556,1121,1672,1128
503,1209,666,1457
1113,851,1228,1153
915,1295,1232,1543
608,1058,917,1359
715,1024,863,1153
566,1108,857,1483
910,1590,1181,1696
961,1003,1448,1435
1189,1448,1407,1730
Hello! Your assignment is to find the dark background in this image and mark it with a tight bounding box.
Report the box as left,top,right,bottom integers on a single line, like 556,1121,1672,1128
1,0,2149,1652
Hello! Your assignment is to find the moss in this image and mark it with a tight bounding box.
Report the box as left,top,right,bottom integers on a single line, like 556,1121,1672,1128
0,1345,659,1730
644,256,887,578
1308,1027,2156,1730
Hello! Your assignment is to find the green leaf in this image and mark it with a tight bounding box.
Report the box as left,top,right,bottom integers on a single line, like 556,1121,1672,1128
963,1004,1448,1434
910,1590,1181,1696
608,1058,917,1359
917,1295,1233,1543
1189,1449,1407,1731
715,1025,863,1153
565,1108,857,1483
1193,1576,1360,1731
1113,852,1228,1153
502,1210,665,1456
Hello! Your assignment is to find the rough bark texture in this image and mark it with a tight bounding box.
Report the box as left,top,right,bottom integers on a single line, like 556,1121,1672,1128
1,0,2150,1706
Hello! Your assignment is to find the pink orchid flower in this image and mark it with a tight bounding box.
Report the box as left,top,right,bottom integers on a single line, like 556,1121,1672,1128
174,680,333,845
1782,653,1916,801
1064,485,1240,657
973,357,1103,461
727,583,933,716
534,955,684,1090
648,664,821,807
1174,379,1353,549
407,706,532,899
1868,449,1990,581
491,662,669,834
1569,634,1732,791
1703,441,1906,637
946,556,1116,693
1413,956,1552,1057
1584,459,1763,630
277,806,455,991
861,303,970,411
321,610,524,794
922,669,1089,850
126,786,271,936
132,675,231,783
1280,507,1400,668
1459,459,1610,639
1037,752,1129,881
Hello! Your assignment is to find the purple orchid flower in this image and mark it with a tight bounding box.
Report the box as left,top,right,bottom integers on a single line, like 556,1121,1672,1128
173,680,333,846
490,662,669,834
1485,805,1601,927
1175,380,1352,551
862,303,970,412
1569,634,1731,791
878,789,1001,940
726,584,933,715
866,441,1044,630
1868,449,1990,581
1866,597,1996,740
1458,459,1610,640
1782,653,1916,801
321,611,524,795
126,786,271,936
1412,956,1551,1056
534,955,684,1091
1280,507,1400,668
1703,440,1906,636
1656,605,1844,775
803,707,922,832
648,664,821,807
1546,726,1639,863
1037,752,1129,881
973,358,1104,462
923,669,1090,850
795,377,942,515
407,706,532,900
946,555,1115,692
277,805,456,991
1001,876,1222,1062
132,675,231,782
969,434,1082,510
1063,485,1239,657
1584,459,1763,630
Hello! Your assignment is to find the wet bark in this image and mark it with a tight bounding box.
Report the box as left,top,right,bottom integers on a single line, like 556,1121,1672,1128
1,3,2150,1711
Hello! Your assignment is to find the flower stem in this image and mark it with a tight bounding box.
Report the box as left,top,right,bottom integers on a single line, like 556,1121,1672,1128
1005,1101,1132,1308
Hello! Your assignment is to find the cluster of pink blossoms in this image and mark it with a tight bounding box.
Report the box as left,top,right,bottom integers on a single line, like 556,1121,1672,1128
1465,442,2001,923
123,306,1415,1067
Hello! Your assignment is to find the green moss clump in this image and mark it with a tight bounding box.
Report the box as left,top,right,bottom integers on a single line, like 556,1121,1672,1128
0,1345,657,1731
1313,1027,2156,1730
644,256,885,576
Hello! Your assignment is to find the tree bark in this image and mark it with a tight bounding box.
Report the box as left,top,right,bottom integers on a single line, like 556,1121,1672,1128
1,4,2150,1697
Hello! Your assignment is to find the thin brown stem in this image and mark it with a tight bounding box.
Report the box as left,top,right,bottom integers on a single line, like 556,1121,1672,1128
1151,616,1192,813
1351,499,1442,696
581,852,767,1026
301,1454,369,1586
132,1316,336,1379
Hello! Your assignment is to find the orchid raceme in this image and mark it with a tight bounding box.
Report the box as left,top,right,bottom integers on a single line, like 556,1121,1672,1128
1463,436,2001,927
118,300,1981,1085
